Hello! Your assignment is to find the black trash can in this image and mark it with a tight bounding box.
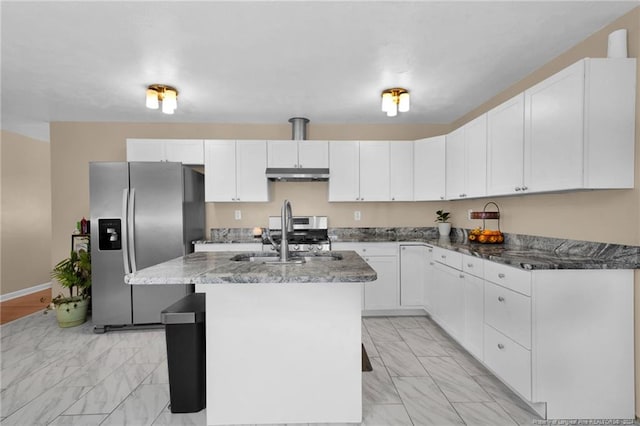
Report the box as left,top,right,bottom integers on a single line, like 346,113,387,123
161,293,206,413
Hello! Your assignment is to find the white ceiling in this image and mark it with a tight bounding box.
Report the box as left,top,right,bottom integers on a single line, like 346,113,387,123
1,1,637,138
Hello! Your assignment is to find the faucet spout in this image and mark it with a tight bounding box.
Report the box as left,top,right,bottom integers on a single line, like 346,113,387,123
280,199,293,262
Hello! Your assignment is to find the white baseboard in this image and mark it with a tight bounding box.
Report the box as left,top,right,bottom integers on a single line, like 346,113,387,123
0,282,51,303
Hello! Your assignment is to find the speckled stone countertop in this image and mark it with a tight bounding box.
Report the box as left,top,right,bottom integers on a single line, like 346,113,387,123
125,251,377,285
197,227,639,270
330,227,640,270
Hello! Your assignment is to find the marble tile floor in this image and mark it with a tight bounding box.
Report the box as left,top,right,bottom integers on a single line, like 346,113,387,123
0,311,547,425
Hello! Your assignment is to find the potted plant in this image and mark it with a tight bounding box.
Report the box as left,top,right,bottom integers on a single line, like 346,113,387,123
435,210,451,236
50,247,91,328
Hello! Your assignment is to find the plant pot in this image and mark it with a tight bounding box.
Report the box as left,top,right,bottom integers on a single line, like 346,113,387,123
438,223,451,237
55,298,89,328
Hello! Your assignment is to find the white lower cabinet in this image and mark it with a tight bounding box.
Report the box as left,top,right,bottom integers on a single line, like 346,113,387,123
429,248,633,419
432,262,464,341
463,272,484,360
483,324,532,400
423,247,435,311
399,245,427,307
332,243,399,311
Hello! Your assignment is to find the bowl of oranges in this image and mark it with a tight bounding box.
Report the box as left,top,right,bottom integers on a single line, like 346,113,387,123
468,227,504,244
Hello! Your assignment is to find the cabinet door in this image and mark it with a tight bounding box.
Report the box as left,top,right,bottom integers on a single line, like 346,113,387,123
465,115,488,198
487,93,525,196
400,245,427,307
525,60,585,193
236,140,269,202
414,136,446,201
363,255,398,310
390,141,414,201
433,263,464,340
423,247,435,312
267,140,298,168
126,139,165,162
204,140,237,202
463,272,484,360
445,127,466,199
165,140,204,165
329,141,360,201
359,141,390,201
298,141,329,168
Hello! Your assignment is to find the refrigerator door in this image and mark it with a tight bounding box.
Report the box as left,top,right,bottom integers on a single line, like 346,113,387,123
129,162,191,324
90,162,133,327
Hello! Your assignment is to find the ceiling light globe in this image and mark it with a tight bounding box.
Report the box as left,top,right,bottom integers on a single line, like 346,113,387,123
146,89,159,109
398,92,410,112
381,92,393,112
386,103,398,117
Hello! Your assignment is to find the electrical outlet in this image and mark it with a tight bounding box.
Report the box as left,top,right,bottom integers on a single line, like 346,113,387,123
354,211,361,221
234,210,242,220
468,209,474,220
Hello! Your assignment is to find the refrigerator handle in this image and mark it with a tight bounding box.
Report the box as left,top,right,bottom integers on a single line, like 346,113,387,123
121,188,131,275
128,188,138,273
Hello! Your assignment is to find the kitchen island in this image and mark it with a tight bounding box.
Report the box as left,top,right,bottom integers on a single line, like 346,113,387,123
126,250,377,426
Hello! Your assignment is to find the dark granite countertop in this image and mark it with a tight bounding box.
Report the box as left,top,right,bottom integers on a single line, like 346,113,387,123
197,226,639,271
125,251,378,284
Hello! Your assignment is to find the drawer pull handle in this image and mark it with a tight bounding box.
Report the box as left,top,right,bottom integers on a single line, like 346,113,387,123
441,255,446,259
467,263,473,268
497,343,505,350
459,274,465,279
498,273,506,279
498,296,505,302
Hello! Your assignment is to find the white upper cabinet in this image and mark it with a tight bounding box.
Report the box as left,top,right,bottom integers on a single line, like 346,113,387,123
445,127,465,199
465,115,488,198
389,141,414,201
267,141,298,168
126,139,204,165
329,141,392,202
298,141,329,168
329,141,360,201
359,141,390,201
204,140,270,202
487,93,526,196
440,115,489,200
524,58,636,192
487,58,636,197
414,136,446,201
267,140,329,169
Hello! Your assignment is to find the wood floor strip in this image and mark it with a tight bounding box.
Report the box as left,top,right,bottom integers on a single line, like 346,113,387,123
0,289,51,324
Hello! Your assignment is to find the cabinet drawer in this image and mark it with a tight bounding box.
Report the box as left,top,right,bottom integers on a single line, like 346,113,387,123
332,242,398,257
462,254,484,278
484,282,531,349
484,261,531,296
484,325,532,400
432,247,462,270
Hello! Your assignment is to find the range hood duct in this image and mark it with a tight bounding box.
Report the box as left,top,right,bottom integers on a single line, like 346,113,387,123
266,117,329,182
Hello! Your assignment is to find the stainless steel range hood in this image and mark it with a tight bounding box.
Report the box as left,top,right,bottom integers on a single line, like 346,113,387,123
266,167,330,181
266,117,330,182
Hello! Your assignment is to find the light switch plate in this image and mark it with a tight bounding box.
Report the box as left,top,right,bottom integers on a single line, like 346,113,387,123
234,210,242,220
354,211,361,221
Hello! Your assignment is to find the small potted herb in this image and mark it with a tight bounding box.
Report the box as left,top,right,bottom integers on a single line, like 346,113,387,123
435,210,451,236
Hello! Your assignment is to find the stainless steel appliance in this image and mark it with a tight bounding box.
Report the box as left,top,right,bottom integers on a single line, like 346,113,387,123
263,215,331,252
90,162,204,333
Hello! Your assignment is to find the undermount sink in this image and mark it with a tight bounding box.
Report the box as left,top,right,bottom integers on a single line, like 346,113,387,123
230,252,343,264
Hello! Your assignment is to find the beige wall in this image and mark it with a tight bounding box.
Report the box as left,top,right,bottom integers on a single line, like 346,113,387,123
48,6,640,414
1,130,52,296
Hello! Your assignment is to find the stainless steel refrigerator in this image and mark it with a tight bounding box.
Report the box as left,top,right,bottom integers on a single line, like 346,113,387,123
90,162,204,333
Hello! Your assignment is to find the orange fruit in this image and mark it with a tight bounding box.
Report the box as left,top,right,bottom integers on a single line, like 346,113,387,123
477,235,488,243
488,235,498,243
469,234,477,241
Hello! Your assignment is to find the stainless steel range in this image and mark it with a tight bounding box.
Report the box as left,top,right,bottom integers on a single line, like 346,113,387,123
263,216,330,252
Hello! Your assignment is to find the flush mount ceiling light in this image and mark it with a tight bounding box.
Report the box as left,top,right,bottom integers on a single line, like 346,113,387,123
381,88,410,117
145,84,179,114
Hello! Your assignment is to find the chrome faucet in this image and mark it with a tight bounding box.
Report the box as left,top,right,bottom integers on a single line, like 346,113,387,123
280,199,294,262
